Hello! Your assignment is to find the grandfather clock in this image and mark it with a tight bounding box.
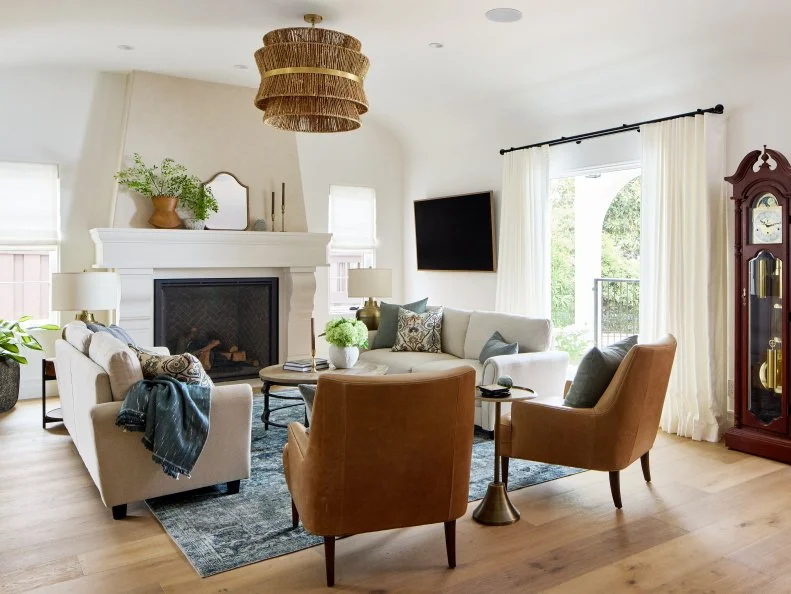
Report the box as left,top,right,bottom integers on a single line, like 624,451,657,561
726,146,791,463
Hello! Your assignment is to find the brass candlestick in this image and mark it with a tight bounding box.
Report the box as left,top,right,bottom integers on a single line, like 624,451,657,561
281,204,285,232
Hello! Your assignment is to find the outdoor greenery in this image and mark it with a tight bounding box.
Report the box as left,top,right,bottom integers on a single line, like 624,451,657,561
321,318,369,349
0,316,59,364
550,174,641,352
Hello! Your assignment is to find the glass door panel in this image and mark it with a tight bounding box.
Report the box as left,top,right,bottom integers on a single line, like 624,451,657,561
747,251,783,425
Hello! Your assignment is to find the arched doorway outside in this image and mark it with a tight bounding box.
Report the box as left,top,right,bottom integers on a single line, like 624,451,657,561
550,167,641,363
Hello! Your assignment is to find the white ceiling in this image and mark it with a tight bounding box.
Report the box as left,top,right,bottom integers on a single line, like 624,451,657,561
3,0,790,151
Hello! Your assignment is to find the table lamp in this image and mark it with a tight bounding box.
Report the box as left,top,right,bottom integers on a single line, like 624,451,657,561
347,267,392,330
51,272,119,324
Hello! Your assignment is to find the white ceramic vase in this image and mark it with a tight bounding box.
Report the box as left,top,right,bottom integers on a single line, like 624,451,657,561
328,345,359,369
183,218,206,230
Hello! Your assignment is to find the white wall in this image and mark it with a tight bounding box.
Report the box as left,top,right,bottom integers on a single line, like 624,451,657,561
402,67,791,313
114,71,306,232
0,66,127,398
297,120,404,355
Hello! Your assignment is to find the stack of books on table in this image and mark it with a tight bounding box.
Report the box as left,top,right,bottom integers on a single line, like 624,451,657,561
283,358,329,372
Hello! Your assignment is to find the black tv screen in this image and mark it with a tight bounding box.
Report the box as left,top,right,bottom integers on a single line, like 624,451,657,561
414,191,496,271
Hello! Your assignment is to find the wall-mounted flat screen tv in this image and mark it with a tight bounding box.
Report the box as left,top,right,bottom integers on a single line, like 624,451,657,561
414,191,496,272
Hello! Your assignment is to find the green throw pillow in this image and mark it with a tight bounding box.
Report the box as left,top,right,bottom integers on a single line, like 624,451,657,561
372,297,429,349
564,335,638,408
478,331,518,363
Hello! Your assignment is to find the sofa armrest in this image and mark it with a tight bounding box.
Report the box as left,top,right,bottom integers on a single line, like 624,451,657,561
142,346,170,355
482,350,569,399
86,382,253,507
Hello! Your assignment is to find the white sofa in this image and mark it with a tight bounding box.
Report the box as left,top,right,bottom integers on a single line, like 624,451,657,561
54,322,253,519
359,308,568,431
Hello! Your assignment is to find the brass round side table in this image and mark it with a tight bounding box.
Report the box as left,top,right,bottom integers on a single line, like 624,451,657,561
473,389,536,526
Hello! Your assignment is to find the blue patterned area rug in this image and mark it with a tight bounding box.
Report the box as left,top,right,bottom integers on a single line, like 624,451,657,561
147,393,583,577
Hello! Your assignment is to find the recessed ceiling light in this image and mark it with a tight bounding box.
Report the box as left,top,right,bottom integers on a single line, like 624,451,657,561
485,8,522,23
428,42,444,49
117,44,135,51
233,64,249,70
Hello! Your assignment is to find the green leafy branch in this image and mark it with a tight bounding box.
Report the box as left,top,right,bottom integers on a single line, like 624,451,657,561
0,316,59,365
114,153,193,199
179,178,218,221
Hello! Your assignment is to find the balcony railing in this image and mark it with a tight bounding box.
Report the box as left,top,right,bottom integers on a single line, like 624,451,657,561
593,278,639,347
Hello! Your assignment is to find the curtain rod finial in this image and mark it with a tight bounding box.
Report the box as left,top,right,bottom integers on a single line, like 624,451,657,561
714,104,724,113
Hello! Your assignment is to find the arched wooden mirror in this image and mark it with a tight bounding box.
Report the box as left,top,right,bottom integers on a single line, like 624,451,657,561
204,172,249,230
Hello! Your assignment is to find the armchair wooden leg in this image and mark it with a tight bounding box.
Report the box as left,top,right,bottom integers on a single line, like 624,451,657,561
324,536,335,587
111,504,127,520
501,456,510,489
226,480,240,494
609,471,622,509
291,499,299,528
641,451,651,482
444,520,456,568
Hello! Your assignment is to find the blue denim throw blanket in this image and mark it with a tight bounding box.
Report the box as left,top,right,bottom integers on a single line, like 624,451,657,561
116,375,211,479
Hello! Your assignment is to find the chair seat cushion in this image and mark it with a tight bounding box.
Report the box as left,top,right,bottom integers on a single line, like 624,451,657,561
564,335,637,408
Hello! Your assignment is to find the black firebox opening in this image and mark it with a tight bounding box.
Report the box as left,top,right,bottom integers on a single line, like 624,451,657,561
153,277,278,381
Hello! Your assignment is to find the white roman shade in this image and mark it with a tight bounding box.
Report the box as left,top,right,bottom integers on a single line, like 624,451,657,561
329,185,376,248
0,162,60,244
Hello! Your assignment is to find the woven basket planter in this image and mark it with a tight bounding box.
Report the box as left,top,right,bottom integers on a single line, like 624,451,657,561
0,359,20,413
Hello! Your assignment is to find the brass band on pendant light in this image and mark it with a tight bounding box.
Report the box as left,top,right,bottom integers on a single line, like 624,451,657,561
254,13,370,133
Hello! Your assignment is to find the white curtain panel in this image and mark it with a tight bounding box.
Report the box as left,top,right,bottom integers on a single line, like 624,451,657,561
639,113,728,442
495,146,551,317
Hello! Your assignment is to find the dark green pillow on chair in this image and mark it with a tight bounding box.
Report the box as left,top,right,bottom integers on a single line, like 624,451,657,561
372,298,429,349
564,335,638,408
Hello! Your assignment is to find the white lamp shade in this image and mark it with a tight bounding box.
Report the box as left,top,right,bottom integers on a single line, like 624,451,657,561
51,272,119,312
347,268,392,298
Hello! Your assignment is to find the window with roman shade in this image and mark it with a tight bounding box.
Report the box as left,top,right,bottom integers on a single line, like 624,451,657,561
0,162,60,321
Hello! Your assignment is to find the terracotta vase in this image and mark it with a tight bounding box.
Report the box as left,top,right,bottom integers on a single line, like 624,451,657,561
149,195,181,229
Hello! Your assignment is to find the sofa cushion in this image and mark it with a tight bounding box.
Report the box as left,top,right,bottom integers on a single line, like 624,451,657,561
441,307,472,358
130,346,213,389
88,332,144,401
393,307,443,353
564,335,638,408
412,359,484,384
463,311,551,359
372,297,429,349
62,321,93,355
358,348,457,374
87,323,137,347
478,331,518,363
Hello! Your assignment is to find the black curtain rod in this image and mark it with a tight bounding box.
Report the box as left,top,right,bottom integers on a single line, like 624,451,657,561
499,104,724,155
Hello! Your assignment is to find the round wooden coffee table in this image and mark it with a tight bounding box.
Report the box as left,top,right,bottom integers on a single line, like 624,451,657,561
258,361,388,429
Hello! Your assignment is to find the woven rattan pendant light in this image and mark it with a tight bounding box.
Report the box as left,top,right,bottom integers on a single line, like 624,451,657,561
254,14,370,133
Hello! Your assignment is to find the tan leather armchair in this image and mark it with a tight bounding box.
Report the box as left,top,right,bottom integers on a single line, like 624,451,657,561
499,335,676,509
282,367,476,587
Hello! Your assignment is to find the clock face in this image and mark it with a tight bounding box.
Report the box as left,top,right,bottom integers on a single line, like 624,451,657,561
753,206,782,244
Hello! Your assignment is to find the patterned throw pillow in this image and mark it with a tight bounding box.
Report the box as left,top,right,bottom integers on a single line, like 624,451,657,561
130,345,214,389
392,307,443,353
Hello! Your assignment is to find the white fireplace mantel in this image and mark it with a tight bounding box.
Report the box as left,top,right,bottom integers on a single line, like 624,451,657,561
89,228,332,359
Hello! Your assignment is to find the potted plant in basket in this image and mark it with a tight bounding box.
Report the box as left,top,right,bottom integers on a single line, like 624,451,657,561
321,318,369,369
0,316,59,413
114,153,201,229
178,178,218,230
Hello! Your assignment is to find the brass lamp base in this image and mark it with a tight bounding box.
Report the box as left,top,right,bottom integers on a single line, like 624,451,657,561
472,482,520,525
75,311,97,324
355,297,381,330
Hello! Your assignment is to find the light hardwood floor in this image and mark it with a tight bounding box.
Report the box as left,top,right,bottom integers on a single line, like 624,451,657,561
3,398,791,593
